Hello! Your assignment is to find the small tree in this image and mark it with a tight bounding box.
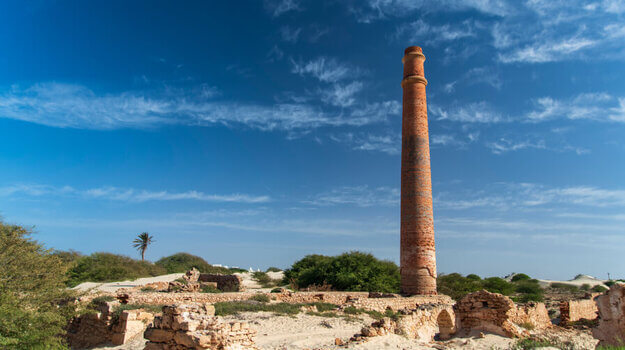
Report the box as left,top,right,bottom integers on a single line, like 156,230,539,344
132,232,154,261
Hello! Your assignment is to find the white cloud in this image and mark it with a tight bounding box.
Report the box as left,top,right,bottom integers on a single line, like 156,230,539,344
264,0,302,17
355,0,510,22
330,130,401,155
486,138,546,154
0,83,399,132
526,93,625,122
320,82,364,107
498,36,598,63
306,186,399,207
290,57,356,83
0,184,271,203
395,19,478,45
429,102,505,123
280,26,302,43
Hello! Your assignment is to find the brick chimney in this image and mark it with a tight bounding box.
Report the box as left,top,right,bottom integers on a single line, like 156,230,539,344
400,46,437,295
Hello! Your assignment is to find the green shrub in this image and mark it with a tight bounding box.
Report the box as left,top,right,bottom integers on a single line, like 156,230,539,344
437,273,483,300
581,283,591,291
483,277,515,295
253,271,279,288
214,301,302,316
605,280,616,287
550,282,579,293
201,285,220,293
592,285,608,293
284,252,400,293
511,273,531,282
0,222,76,349
228,267,247,273
466,274,481,281
52,249,83,264
140,287,156,292
266,267,282,272
155,253,230,274
270,287,283,293
513,338,558,349
67,252,166,287
249,294,270,303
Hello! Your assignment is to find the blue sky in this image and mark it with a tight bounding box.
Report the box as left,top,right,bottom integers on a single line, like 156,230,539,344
1,0,624,279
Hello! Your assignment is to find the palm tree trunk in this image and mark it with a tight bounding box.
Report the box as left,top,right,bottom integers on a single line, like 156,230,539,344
141,248,145,261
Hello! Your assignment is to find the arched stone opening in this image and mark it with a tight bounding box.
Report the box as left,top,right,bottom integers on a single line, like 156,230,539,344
436,310,454,340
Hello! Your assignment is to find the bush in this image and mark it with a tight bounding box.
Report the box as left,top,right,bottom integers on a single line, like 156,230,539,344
511,273,531,282
605,280,616,287
466,274,481,281
550,282,579,293
284,252,400,293
253,271,278,288
155,253,231,274
483,277,515,295
514,280,544,302
437,273,483,301
592,285,608,293
581,283,591,291
249,294,270,303
0,222,76,349
67,252,166,287
266,267,282,272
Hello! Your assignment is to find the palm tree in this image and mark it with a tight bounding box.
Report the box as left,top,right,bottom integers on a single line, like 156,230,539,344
132,232,154,261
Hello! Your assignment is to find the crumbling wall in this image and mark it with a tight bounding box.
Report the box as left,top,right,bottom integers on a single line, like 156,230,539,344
356,304,455,343
144,303,257,350
67,300,154,348
455,290,550,337
560,297,598,324
120,291,451,312
592,284,625,346
199,274,243,292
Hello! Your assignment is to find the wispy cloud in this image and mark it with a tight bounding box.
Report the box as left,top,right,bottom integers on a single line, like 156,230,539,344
306,186,399,207
354,0,510,23
330,128,401,155
395,19,478,46
0,184,271,203
0,83,400,133
290,57,357,83
526,93,625,122
443,66,502,93
486,138,547,154
264,0,302,17
280,26,302,43
320,81,363,107
429,102,506,123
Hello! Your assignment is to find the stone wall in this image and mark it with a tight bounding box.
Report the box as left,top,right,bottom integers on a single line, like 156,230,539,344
119,291,451,312
454,290,551,337
356,304,456,343
144,303,257,350
592,284,625,346
66,300,154,348
198,274,243,292
560,296,598,324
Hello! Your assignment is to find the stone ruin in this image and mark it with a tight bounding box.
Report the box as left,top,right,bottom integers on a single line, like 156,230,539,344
454,290,551,338
167,268,243,293
67,299,154,349
144,303,257,350
592,283,625,346
559,293,600,325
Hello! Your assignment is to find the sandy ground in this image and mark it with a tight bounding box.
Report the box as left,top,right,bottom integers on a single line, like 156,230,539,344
537,274,607,288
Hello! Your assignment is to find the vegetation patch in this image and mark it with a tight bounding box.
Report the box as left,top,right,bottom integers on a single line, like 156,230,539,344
438,273,544,301
201,285,221,293
0,222,77,349
266,267,282,272
252,271,281,288
284,251,400,293
66,252,166,287
248,294,270,303
155,252,233,274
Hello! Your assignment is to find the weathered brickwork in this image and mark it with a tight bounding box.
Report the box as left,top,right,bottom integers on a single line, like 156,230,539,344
356,304,455,342
592,284,625,346
144,303,257,350
118,290,451,312
560,296,598,324
401,46,437,296
454,290,551,337
67,300,153,348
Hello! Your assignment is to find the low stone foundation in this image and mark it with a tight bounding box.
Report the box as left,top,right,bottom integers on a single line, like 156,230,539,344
592,284,625,346
454,290,551,337
560,295,599,325
144,303,257,350
199,274,243,292
119,290,451,312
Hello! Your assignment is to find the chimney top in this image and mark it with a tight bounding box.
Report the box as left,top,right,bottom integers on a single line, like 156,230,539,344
404,46,423,55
